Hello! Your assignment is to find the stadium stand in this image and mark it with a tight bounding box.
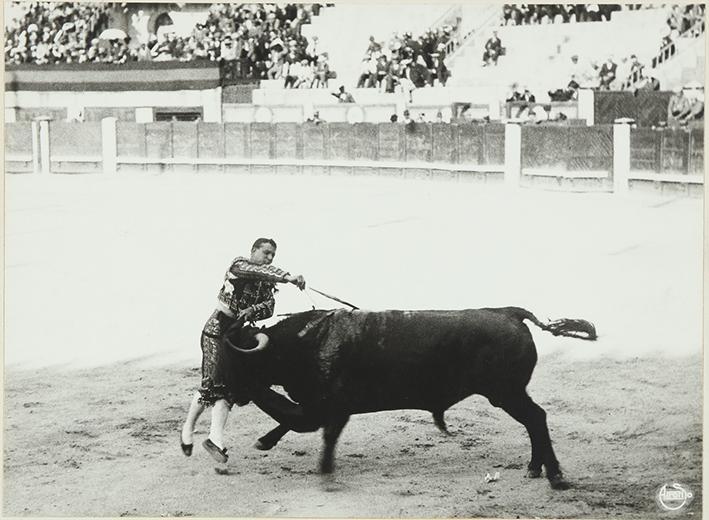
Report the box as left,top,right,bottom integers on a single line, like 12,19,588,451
3,2,704,127
4,2,334,83
621,4,705,91
444,7,702,101
499,4,623,25
355,25,454,91
4,2,112,64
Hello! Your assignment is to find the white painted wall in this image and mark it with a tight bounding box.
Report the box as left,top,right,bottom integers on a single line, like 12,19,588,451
5,88,223,122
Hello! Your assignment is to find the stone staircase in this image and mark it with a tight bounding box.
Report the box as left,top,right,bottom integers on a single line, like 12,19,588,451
446,7,672,102
635,27,705,90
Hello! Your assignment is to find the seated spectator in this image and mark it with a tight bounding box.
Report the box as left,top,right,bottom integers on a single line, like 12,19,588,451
501,4,522,25
548,77,580,101
667,5,685,33
283,56,301,87
399,71,415,103
382,58,404,93
366,35,382,55
482,30,503,66
506,82,523,103
667,86,692,125
432,43,449,86
332,85,355,103
401,109,413,125
506,84,536,117
679,83,704,123
645,76,661,91
628,54,643,77
306,35,320,63
408,54,432,88
297,59,314,87
516,86,536,117
598,56,617,90
313,54,330,88
220,36,238,78
686,4,706,35
356,57,377,88
635,75,660,92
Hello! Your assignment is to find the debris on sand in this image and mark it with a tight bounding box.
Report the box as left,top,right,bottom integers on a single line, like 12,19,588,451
484,471,500,483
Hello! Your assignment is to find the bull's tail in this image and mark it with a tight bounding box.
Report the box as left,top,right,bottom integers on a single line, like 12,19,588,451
506,307,597,341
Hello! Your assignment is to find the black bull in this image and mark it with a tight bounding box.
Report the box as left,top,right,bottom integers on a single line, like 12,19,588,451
222,306,597,489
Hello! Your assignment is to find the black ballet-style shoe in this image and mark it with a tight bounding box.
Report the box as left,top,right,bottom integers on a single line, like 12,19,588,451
180,432,193,457
203,438,228,463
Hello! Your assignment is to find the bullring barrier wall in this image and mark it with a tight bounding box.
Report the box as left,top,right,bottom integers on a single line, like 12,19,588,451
4,121,703,196
593,90,674,127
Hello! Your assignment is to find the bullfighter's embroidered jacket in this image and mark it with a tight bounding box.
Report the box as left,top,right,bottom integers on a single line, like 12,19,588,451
217,257,290,321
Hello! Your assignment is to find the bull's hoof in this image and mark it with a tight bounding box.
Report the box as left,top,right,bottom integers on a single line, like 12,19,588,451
254,439,275,451
320,473,342,492
526,468,542,479
548,473,571,490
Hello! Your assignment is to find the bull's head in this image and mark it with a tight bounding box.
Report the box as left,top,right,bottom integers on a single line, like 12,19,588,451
217,324,275,407
224,324,271,354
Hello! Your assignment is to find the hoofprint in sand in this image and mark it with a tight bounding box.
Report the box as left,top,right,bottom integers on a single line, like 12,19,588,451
4,172,702,517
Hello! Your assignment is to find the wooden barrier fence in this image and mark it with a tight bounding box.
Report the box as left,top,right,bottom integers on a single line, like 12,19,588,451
4,120,703,196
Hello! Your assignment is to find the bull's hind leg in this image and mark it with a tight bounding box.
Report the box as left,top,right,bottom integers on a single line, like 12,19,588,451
319,415,349,474
493,391,569,490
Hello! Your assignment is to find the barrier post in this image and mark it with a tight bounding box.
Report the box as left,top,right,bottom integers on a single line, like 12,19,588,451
578,89,595,126
38,119,50,174
101,117,118,174
203,87,222,123
31,120,41,174
504,122,521,187
613,123,631,194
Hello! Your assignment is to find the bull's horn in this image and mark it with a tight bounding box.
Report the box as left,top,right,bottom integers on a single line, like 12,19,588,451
230,332,270,354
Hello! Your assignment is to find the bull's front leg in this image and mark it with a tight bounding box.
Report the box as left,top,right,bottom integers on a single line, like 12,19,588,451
319,414,350,474
254,424,290,451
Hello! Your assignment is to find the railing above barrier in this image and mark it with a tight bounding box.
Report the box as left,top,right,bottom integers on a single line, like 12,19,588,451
505,101,580,121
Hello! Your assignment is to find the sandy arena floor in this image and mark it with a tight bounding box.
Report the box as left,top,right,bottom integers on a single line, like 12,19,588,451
4,171,703,518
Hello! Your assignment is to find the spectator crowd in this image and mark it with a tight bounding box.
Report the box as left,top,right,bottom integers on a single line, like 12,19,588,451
355,24,454,95
4,2,336,85
500,4,622,25
666,3,705,35
5,2,112,65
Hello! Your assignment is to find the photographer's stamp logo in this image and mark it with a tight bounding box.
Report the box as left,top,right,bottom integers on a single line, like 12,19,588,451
655,482,694,512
